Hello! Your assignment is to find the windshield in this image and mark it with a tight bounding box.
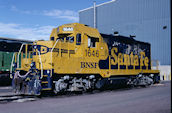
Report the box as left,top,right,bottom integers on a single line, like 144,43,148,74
58,34,74,43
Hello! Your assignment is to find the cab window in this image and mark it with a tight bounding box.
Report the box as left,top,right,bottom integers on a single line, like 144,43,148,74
68,37,74,43
59,37,64,42
50,37,54,41
76,34,81,45
58,34,70,42
88,36,99,48
66,37,69,42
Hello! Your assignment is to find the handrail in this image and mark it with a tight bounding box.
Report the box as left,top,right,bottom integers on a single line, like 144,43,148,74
17,43,24,68
50,39,59,77
17,70,31,78
151,60,160,70
10,53,15,78
37,50,43,79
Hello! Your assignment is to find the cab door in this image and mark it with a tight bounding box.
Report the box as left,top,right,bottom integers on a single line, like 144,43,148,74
75,33,83,57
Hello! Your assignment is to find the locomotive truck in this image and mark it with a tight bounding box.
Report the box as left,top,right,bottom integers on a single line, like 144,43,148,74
11,23,160,95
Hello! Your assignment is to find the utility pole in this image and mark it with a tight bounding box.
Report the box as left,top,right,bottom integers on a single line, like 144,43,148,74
93,1,96,28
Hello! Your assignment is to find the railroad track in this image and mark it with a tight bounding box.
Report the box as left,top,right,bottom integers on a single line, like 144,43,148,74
0,83,164,104
0,95,37,103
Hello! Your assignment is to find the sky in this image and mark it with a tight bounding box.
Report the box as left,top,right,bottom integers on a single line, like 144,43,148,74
0,0,111,40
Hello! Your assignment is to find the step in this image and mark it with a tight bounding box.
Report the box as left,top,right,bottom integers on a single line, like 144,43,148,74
41,81,48,84
42,88,51,91
43,75,48,77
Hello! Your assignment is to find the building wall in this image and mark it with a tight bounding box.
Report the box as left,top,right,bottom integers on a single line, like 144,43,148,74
79,0,171,65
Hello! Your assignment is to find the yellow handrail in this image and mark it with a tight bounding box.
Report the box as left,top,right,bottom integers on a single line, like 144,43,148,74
51,39,59,77
37,50,43,79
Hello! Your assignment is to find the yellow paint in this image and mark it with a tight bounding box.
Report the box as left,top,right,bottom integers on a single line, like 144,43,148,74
43,75,48,77
42,81,48,83
170,73,171,80
111,47,118,65
42,88,51,90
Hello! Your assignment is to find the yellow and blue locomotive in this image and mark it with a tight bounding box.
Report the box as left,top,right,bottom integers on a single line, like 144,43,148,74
11,23,160,95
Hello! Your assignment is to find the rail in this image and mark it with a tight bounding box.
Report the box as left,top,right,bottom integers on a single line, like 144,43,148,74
17,43,24,68
37,50,43,79
10,53,16,78
50,39,59,77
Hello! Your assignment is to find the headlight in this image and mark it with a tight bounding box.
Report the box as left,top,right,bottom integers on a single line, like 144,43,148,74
89,75,95,79
63,75,69,80
30,63,33,67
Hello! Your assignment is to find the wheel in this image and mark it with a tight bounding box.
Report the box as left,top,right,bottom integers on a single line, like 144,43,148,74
33,76,41,95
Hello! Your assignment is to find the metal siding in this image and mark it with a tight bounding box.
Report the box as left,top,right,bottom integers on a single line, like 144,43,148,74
79,9,94,28
79,0,171,65
0,52,13,70
4,52,13,68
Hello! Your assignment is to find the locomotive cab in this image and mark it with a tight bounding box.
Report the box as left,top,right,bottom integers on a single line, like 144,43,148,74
12,44,33,72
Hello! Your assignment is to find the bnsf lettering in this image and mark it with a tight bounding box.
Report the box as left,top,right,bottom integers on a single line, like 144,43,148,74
81,62,98,68
111,47,149,67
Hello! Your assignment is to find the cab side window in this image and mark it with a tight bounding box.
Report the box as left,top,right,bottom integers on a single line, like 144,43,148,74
69,37,74,43
66,37,69,42
76,34,81,45
88,36,99,48
50,37,54,41
59,37,64,42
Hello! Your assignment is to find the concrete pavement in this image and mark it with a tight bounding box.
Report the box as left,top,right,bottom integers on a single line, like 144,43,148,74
0,81,171,113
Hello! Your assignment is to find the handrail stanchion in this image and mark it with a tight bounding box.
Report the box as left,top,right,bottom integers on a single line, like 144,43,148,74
10,53,15,78
37,50,43,79
17,43,24,68
50,39,59,77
